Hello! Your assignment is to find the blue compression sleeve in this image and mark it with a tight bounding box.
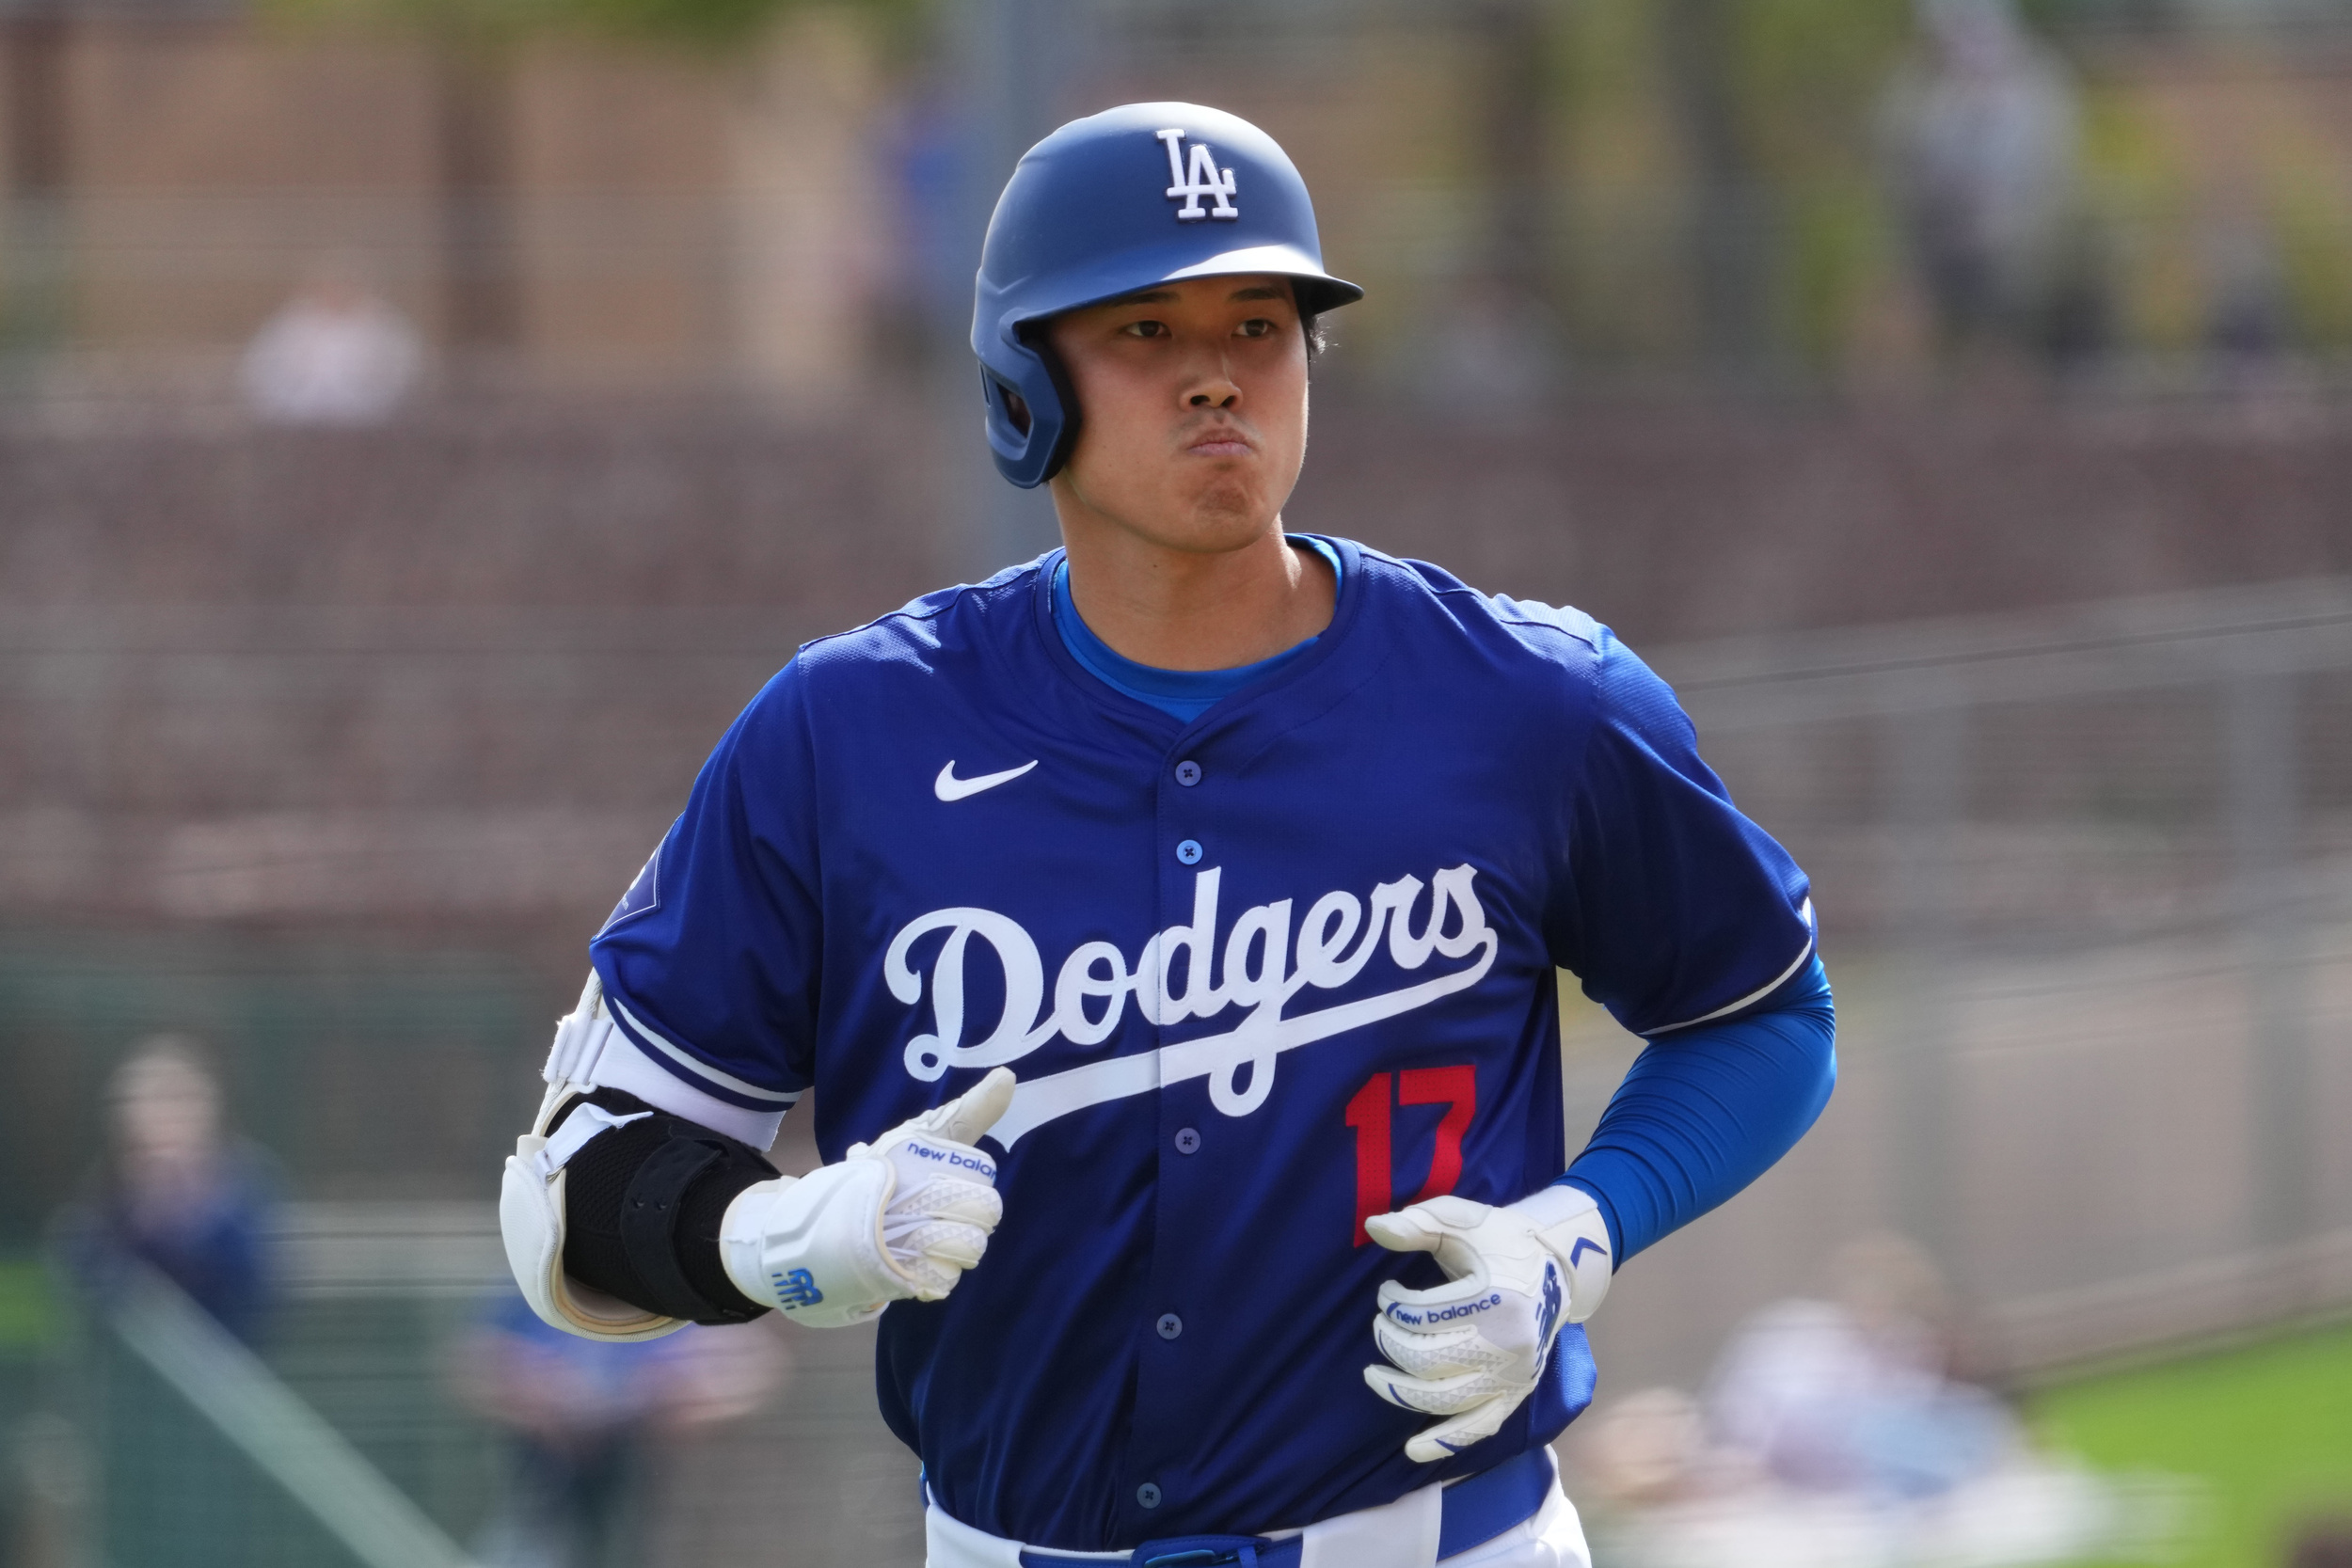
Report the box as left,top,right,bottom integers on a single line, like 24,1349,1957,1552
1558,955,1836,1263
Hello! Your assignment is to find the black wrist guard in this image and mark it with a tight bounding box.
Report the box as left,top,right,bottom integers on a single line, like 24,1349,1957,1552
553,1088,776,1324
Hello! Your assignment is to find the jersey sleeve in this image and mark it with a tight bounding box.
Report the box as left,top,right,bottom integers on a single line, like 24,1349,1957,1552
588,659,823,1114
1549,628,1815,1037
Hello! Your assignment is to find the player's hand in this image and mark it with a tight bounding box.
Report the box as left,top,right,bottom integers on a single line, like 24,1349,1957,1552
1360,1184,1613,1463
717,1068,1016,1328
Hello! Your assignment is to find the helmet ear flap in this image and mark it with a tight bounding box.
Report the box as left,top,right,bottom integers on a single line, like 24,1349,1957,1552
978,333,1082,489
1027,332,1082,485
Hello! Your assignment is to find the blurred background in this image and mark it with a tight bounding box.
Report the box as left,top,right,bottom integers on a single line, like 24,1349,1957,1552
0,0,2348,1563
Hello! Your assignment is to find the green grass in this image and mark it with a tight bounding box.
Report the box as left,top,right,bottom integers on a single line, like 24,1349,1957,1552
2028,1319,2352,1568
0,1255,60,1352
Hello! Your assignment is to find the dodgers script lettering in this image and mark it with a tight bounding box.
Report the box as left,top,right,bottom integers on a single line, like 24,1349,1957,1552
883,863,1501,1146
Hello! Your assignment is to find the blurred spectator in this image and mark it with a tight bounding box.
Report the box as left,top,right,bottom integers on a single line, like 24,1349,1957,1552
1571,1233,2182,1567
1880,0,2097,367
878,84,971,368
2203,205,2291,368
239,263,424,426
451,1291,786,1568
59,1035,279,1345
1706,1232,2014,1498
1572,1386,1732,1508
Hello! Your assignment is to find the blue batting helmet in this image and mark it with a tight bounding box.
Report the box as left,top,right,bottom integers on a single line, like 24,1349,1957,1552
971,102,1363,489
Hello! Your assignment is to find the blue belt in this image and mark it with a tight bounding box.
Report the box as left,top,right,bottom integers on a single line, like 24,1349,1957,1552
1015,1446,1555,1568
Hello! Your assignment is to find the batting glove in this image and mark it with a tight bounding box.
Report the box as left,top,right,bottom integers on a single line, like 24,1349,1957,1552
1362,1184,1614,1463
717,1068,1015,1328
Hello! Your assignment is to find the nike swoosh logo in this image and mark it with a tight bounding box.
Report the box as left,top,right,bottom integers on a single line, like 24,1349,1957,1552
934,759,1039,801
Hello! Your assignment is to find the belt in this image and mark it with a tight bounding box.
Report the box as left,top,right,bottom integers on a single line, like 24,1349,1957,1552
1009,1446,1558,1568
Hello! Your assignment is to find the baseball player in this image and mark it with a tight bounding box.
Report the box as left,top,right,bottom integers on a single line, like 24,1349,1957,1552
500,103,1836,1568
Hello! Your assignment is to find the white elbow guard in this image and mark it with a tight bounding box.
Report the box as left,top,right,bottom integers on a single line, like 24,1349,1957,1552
499,973,688,1342
717,1068,1017,1329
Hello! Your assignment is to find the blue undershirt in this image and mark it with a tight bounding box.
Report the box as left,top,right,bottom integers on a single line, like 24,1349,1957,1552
1050,536,1343,723
1049,542,1838,1268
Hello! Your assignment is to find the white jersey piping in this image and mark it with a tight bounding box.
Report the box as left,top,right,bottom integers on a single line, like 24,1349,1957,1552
605,994,803,1105
1641,898,1817,1037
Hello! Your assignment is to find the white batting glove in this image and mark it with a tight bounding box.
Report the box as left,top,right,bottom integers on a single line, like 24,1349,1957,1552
717,1068,1015,1328
1362,1184,1614,1463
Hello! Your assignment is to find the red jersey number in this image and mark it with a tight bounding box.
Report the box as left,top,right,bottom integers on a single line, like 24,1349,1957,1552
1345,1066,1479,1245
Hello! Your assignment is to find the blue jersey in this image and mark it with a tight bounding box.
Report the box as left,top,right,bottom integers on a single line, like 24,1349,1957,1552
590,537,1814,1551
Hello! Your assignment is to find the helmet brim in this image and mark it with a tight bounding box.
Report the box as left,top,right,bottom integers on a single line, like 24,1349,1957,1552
988,240,1362,345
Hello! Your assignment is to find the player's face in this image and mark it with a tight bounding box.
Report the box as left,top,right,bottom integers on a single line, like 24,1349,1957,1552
1043,275,1309,555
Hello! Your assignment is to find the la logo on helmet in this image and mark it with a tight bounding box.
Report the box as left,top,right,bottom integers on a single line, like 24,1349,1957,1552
1155,128,1239,221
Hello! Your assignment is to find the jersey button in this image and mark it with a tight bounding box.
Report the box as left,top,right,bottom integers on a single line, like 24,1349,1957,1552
1175,839,1203,865
1136,1482,1163,1510
1174,759,1203,787
1173,1127,1200,1154
1156,1313,1183,1340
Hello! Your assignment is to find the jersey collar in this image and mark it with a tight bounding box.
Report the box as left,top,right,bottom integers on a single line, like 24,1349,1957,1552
1027,532,1369,745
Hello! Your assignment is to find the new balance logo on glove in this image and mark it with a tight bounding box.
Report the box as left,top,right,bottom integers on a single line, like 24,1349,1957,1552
771,1268,824,1309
